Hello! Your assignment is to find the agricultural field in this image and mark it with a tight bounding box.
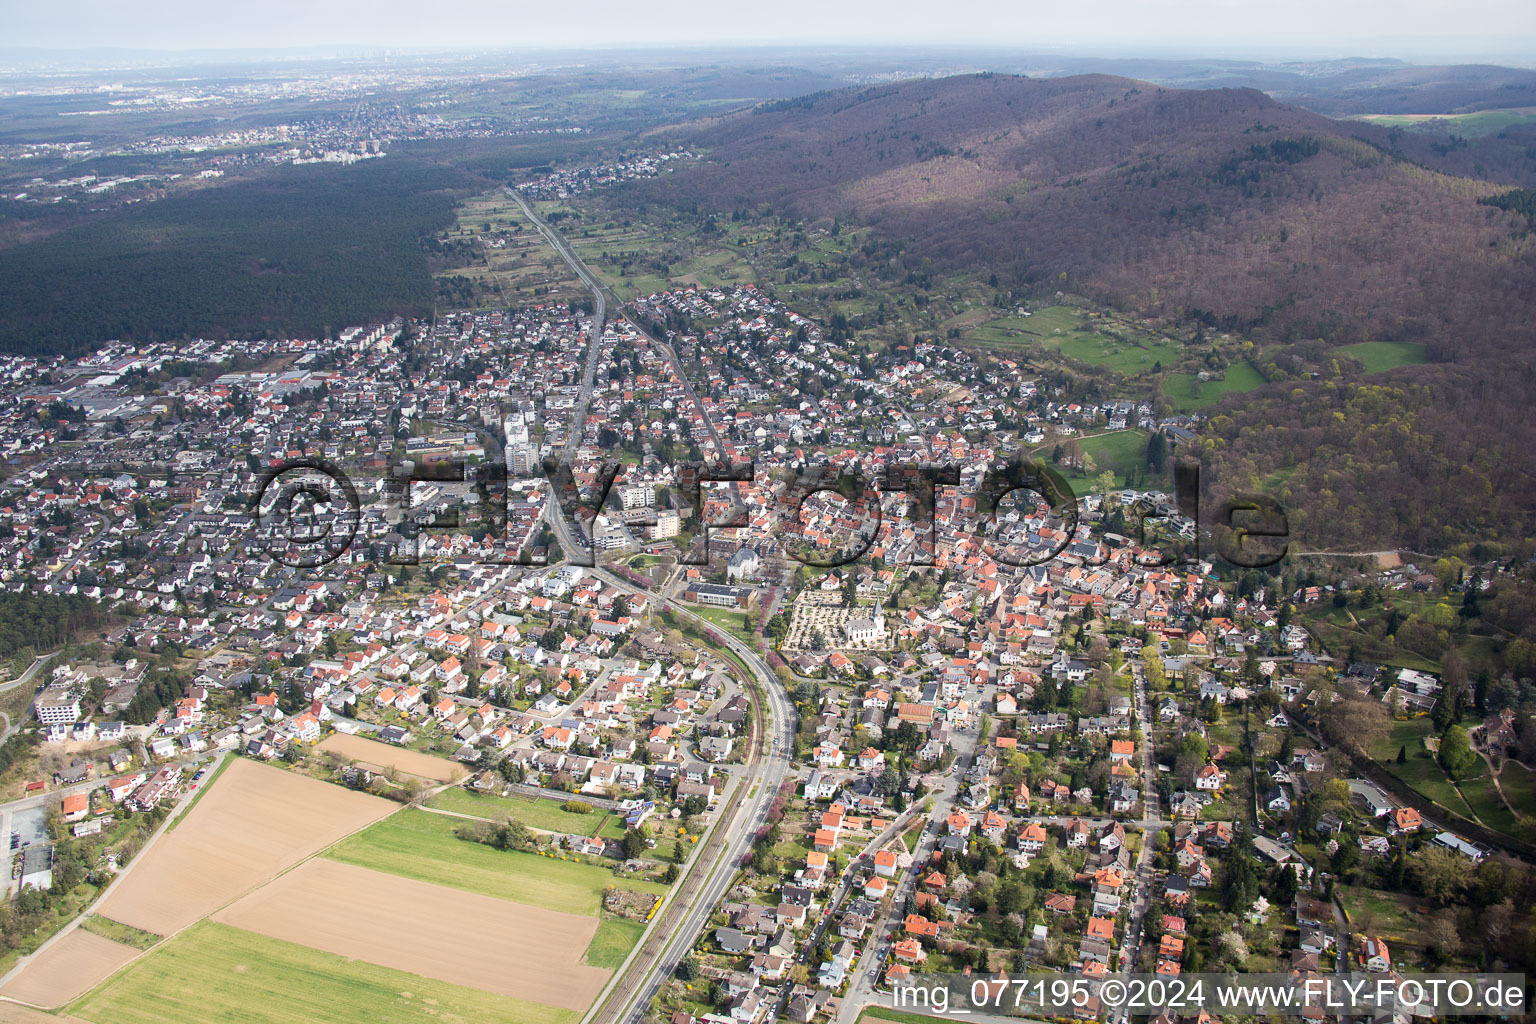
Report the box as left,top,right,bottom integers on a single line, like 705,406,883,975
434,191,583,308
324,808,665,915
0,1005,93,1024
164,753,233,830
69,922,580,1024
537,202,757,301
93,758,393,936
562,216,677,297
427,786,620,837
0,931,142,1009
212,859,610,1010
1355,108,1536,135
1162,361,1267,411
318,732,466,782
1334,341,1430,374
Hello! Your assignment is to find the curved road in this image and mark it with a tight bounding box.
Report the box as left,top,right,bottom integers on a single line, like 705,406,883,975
508,187,744,530
588,567,795,1024
511,188,794,1024
0,652,60,747
506,188,605,560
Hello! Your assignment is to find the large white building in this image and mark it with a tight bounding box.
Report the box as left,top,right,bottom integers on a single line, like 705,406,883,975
726,546,759,581
621,484,655,510
34,689,82,726
650,510,680,540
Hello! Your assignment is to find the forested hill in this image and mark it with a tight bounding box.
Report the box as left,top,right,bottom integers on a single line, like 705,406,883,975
629,74,1536,553
642,73,1534,352
0,158,478,357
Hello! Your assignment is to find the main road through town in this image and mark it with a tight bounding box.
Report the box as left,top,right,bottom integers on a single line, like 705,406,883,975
588,568,796,1024
508,185,743,564
506,188,606,468
513,186,795,1024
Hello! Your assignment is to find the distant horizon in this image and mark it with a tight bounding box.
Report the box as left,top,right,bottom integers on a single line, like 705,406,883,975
4,0,1534,70
1,40,1534,76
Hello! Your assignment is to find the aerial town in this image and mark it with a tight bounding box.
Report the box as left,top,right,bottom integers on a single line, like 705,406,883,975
0,203,1525,1024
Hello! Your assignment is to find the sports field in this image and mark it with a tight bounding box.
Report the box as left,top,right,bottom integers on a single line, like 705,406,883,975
94,758,393,936
68,922,580,1024
324,808,665,915
318,733,466,782
212,859,609,1009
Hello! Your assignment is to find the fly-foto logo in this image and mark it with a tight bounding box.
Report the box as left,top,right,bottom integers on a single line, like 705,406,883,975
249,451,1289,571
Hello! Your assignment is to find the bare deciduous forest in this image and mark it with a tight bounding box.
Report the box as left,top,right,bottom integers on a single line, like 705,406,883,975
628,73,1536,552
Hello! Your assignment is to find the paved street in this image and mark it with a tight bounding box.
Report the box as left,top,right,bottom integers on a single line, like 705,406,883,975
833,714,985,1024
586,567,797,1024
1110,661,1161,1023
511,186,799,1024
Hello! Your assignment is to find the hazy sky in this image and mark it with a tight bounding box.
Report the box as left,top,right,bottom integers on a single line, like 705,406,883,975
6,0,1535,62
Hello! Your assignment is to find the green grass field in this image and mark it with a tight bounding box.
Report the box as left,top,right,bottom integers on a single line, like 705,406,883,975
583,917,645,969
1501,763,1536,819
428,787,606,836
964,306,1180,374
1202,798,1247,823
1335,341,1429,374
859,1010,950,1024
1163,362,1267,410
1033,429,1157,496
325,809,664,915
1018,305,1083,334
70,922,577,1024
1082,429,1152,480
1370,718,1481,821
1338,884,1421,944
1056,332,1179,375
1357,109,1536,135
78,915,162,950
1457,774,1517,834
964,315,1046,348
771,833,814,863
689,604,756,642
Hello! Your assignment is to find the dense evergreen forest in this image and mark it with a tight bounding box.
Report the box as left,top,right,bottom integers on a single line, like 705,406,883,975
0,159,480,355
0,591,109,664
